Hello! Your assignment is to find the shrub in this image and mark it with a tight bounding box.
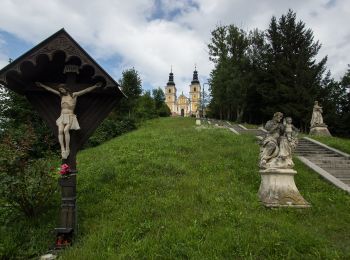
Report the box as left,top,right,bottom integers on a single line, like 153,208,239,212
0,128,58,218
133,91,158,120
87,118,137,147
157,103,171,117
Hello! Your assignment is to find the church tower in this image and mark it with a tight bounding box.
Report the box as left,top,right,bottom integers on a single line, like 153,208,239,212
189,66,201,113
165,68,177,114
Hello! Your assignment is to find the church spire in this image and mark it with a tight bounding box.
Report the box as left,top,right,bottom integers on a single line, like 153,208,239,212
167,66,175,86
191,65,200,84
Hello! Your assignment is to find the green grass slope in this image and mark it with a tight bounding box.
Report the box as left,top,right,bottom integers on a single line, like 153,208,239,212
58,117,350,259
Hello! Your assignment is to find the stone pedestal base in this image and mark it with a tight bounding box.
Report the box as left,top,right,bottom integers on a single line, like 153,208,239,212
310,126,331,136
258,168,310,208
196,119,201,125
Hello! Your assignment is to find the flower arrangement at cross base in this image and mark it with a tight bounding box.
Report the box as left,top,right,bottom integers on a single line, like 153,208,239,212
58,163,71,178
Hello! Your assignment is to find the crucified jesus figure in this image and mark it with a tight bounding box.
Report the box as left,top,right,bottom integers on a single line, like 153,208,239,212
36,81,102,159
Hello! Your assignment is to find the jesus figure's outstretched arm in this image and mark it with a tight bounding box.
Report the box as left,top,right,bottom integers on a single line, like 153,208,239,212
73,82,102,97
35,82,60,96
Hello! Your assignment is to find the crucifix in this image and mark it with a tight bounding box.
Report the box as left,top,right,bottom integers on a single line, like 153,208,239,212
36,67,102,159
0,29,125,249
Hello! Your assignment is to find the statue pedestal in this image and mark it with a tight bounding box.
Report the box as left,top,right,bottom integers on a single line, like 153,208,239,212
196,119,201,125
310,125,331,136
258,168,310,208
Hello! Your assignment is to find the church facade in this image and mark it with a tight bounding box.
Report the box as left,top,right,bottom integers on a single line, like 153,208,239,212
165,68,201,116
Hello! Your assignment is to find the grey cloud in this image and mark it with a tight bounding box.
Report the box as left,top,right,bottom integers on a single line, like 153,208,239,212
0,0,349,93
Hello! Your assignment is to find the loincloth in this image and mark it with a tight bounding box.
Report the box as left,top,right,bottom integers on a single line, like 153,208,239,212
56,114,80,130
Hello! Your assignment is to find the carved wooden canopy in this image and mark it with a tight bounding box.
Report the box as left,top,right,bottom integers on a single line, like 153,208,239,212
0,29,126,169
0,28,123,92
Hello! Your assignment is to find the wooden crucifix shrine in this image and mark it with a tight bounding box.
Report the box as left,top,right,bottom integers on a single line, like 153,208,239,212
0,29,125,248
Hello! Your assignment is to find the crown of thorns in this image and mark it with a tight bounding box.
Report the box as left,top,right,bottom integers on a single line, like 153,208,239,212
63,65,80,74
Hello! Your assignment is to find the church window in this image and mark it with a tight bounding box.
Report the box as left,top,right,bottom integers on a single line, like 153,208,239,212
194,87,196,92
169,89,171,93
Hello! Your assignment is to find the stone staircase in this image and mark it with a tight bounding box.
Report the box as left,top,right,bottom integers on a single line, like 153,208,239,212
208,119,266,136
207,118,350,193
296,137,350,192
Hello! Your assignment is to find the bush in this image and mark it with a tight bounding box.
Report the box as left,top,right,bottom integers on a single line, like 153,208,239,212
157,103,171,117
134,92,158,120
87,118,137,147
0,129,58,218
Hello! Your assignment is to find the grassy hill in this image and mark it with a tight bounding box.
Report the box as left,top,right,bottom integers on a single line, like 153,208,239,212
60,117,349,259
2,117,350,259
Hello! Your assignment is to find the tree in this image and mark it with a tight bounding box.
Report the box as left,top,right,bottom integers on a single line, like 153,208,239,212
118,68,142,118
0,85,57,157
260,9,327,130
337,66,350,136
152,88,171,117
152,87,165,110
135,91,157,120
208,25,254,122
245,29,269,123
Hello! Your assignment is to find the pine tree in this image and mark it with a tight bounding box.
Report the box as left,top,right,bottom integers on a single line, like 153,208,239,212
261,9,327,130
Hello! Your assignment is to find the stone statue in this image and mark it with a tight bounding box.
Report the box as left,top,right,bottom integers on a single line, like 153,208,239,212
259,112,284,168
259,113,299,169
36,81,102,159
258,113,309,208
195,109,201,125
309,101,331,136
278,117,299,167
310,101,324,127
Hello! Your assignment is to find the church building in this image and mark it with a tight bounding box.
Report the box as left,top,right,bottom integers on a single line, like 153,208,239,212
165,68,201,116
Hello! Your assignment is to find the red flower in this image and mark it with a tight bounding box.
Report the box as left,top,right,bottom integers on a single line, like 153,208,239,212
59,164,71,175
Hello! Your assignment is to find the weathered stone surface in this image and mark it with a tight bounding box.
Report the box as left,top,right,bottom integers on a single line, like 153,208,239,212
40,254,57,260
296,137,350,192
310,126,331,136
309,101,331,136
258,169,310,208
258,112,310,208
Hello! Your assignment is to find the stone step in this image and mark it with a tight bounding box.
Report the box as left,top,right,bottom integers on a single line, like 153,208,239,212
309,156,350,160
296,145,329,149
328,173,350,179
311,160,350,165
297,145,328,148
303,154,343,158
326,169,350,174
297,146,334,149
296,150,336,153
341,179,350,185
297,153,341,157
300,156,343,160
314,159,350,164
330,176,350,181
319,163,350,168
317,165,350,170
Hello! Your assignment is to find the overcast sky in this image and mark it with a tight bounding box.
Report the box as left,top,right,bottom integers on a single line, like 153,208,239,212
0,0,349,95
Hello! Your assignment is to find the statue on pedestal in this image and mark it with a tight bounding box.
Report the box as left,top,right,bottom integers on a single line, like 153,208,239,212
309,101,331,136
311,101,324,127
195,109,201,125
258,112,309,208
36,81,102,159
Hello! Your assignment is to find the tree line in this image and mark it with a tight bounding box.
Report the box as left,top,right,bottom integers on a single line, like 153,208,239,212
207,9,350,136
